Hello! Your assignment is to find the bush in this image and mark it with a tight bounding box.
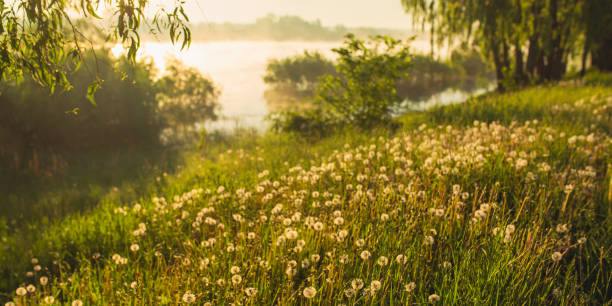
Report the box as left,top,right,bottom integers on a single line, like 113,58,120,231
0,50,220,177
314,34,412,127
263,51,336,97
156,58,220,143
0,49,161,154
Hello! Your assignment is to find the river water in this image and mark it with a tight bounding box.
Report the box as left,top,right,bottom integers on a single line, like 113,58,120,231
127,41,491,131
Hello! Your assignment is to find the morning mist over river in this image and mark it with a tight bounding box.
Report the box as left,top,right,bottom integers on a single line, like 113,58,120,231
124,40,494,132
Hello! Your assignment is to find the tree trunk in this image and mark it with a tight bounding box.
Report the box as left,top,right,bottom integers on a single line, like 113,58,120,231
490,37,505,92
526,37,540,79
514,40,526,85
592,35,612,72
581,35,590,77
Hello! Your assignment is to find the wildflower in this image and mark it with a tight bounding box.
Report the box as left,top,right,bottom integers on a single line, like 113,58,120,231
344,288,356,298
72,300,84,306
231,274,242,285
285,230,298,240
230,266,241,274
443,261,452,269
182,291,196,303
333,217,345,225
360,250,371,260
551,252,563,262
303,287,317,299
424,235,434,245
474,210,487,219
15,287,27,296
355,239,365,247
26,284,35,293
505,224,516,235
405,282,416,292
311,254,321,262
428,294,440,302
377,256,389,266
31,258,38,264
130,244,140,252
578,237,587,244
314,222,324,231
395,254,407,264
351,279,364,290
40,276,48,286
33,265,41,271
370,280,382,291
381,213,389,221
245,287,258,297
43,296,55,304
285,266,296,277
556,224,568,233
5,302,16,306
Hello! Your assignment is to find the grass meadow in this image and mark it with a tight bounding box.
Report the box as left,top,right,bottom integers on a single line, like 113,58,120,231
1,84,611,305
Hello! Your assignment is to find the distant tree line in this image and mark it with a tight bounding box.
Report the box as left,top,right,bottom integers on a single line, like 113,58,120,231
142,14,415,42
402,0,612,91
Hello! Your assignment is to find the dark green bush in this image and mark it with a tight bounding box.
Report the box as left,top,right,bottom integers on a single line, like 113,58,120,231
0,49,220,177
314,34,412,127
0,49,161,153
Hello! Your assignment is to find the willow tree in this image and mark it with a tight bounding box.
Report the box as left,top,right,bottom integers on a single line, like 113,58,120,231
402,0,588,91
0,0,191,102
582,0,612,74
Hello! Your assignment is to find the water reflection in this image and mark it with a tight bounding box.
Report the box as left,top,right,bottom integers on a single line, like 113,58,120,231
137,41,494,132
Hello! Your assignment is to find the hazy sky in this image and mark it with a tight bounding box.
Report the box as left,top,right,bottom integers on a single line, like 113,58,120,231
180,0,414,29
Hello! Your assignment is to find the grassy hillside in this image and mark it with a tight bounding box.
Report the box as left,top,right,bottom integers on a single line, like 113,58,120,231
1,84,611,305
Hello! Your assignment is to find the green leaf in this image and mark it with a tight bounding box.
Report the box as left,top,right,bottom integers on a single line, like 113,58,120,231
86,79,102,106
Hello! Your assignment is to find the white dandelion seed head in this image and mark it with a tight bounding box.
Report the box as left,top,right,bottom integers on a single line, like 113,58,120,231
43,296,55,304
405,282,416,292
71,300,83,306
360,250,371,260
351,279,364,290
182,291,196,303
377,256,389,266
303,287,317,299
370,280,382,291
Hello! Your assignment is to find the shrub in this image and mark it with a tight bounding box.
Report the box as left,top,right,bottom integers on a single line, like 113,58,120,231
263,51,336,97
314,34,412,127
155,58,220,143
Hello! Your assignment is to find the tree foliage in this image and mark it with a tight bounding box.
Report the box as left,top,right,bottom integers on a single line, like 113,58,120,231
315,34,412,126
402,0,612,91
0,0,191,101
156,58,220,142
0,49,161,154
0,51,219,162
263,51,336,96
